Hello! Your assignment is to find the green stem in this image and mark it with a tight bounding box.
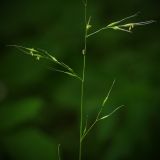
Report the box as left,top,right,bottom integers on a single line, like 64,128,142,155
79,54,86,160
79,2,87,160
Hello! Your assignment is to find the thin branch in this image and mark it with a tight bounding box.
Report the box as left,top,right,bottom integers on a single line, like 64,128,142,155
99,105,124,120
87,27,107,38
107,12,140,27
83,115,88,135
102,79,116,107
81,105,124,141
48,67,82,81
81,118,98,142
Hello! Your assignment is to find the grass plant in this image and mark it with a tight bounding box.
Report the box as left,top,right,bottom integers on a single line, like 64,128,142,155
9,0,155,159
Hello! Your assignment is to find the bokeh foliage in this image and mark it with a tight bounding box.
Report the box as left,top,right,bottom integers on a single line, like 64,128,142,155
0,0,159,159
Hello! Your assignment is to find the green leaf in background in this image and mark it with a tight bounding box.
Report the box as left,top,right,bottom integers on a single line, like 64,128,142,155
0,51,47,89
2,129,57,160
102,130,133,160
0,98,43,131
54,79,80,109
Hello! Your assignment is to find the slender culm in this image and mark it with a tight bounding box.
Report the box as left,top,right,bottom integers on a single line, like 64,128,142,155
79,1,87,160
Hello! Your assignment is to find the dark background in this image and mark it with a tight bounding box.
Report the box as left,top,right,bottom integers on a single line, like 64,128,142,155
0,0,159,159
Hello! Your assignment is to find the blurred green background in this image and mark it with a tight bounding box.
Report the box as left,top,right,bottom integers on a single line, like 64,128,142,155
0,0,159,159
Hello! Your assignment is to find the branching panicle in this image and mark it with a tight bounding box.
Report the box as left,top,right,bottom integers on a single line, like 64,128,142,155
8,45,81,81
87,13,155,37
81,80,123,142
10,2,154,160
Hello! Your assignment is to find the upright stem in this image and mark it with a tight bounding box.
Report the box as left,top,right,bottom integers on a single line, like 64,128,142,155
79,54,85,160
79,2,87,160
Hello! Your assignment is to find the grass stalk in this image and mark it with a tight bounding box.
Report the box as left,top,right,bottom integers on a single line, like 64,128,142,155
10,2,155,159
79,1,87,160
